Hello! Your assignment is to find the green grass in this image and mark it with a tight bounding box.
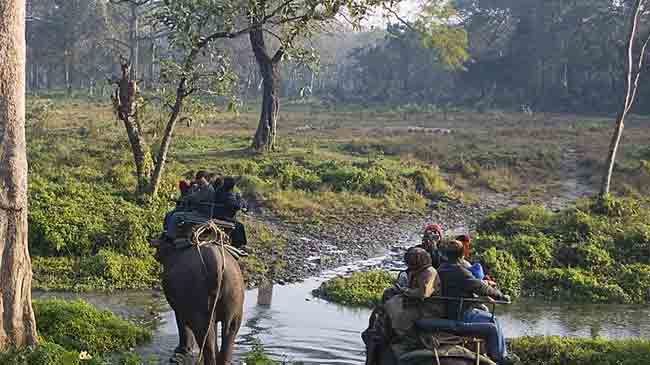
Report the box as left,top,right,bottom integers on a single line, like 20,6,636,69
0,299,154,365
473,196,650,303
23,96,650,290
509,336,650,365
317,197,650,306
315,270,395,307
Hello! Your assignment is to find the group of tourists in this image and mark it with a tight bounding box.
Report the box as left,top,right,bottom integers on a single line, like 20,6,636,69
152,170,247,249
369,224,519,365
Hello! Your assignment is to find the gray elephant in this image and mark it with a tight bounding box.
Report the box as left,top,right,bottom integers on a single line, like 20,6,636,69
152,238,245,365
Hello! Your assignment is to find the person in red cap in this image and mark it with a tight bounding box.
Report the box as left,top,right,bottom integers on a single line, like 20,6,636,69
405,223,444,269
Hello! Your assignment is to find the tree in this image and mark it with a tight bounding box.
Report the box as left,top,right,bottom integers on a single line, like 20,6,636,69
248,0,469,152
112,0,249,197
0,0,38,350
600,0,650,197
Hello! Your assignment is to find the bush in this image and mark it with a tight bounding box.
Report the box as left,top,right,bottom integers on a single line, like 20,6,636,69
478,247,522,297
404,167,449,198
471,197,650,303
315,270,395,307
33,299,151,355
479,204,552,236
509,336,650,365
0,341,88,365
28,174,166,256
522,268,630,303
616,264,650,303
79,249,160,290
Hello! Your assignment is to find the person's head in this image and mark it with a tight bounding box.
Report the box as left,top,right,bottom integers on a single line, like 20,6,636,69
422,224,443,249
406,247,432,270
455,234,471,258
194,170,209,184
221,176,238,192
440,240,464,262
179,180,191,195
212,175,224,189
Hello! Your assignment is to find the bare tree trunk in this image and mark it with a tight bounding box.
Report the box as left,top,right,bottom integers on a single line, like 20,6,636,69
250,26,281,152
0,0,38,350
601,0,647,197
129,3,139,81
64,54,71,96
112,61,152,196
149,79,186,196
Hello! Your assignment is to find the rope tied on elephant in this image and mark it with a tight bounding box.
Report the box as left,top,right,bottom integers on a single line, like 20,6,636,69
191,221,228,364
191,220,232,248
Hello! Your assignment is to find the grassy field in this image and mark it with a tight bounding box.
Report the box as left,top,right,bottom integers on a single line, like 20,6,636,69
24,94,650,290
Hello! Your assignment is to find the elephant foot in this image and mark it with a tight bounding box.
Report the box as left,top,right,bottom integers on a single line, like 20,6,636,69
169,351,187,364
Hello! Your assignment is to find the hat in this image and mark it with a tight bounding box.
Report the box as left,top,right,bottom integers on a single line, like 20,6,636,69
455,234,471,258
440,239,464,259
423,224,443,241
406,247,432,270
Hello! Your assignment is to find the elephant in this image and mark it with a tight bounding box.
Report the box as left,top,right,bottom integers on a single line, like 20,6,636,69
377,347,488,365
364,304,496,365
152,237,245,365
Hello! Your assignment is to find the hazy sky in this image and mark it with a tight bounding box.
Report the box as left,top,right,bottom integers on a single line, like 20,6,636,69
362,0,422,29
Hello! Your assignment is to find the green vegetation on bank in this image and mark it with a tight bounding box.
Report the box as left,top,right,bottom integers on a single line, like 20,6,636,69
509,336,650,365
474,197,650,303
318,197,650,305
24,97,650,291
25,98,451,290
315,270,395,307
0,299,152,365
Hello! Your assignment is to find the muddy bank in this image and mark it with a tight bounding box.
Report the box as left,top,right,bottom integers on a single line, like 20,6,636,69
261,196,512,285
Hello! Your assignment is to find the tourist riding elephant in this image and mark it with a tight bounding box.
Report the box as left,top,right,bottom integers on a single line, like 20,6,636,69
151,238,245,365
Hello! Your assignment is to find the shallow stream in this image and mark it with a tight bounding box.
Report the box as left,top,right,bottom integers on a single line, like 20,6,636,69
34,249,650,364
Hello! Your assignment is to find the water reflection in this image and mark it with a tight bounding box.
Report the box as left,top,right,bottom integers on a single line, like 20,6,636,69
35,281,650,365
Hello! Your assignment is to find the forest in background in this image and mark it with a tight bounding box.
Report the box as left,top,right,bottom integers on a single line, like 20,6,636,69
25,0,647,114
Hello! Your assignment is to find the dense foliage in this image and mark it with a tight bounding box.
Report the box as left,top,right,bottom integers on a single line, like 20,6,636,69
0,299,152,365
315,270,395,307
317,197,650,306
509,336,650,365
473,197,650,303
34,299,151,354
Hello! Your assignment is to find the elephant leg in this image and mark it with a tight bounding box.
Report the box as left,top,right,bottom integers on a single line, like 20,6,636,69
219,316,242,365
191,317,218,365
174,316,194,355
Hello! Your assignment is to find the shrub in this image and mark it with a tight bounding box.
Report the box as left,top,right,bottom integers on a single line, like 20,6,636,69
522,268,630,303
509,336,650,365
28,174,166,256
315,270,395,307
0,341,87,365
33,299,151,354
239,218,286,286
616,264,650,303
479,204,552,236
79,249,160,290
404,167,449,198
478,247,522,297
508,234,554,271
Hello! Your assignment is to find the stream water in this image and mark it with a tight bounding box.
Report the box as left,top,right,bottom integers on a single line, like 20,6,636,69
34,249,650,365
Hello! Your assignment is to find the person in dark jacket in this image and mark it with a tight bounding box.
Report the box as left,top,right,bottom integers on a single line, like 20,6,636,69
165,171,216,241
438,239,516,365
213,176,247,248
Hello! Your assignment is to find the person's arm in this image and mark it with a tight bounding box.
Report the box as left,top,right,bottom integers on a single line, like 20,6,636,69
224,192,242,210
462,269,507,300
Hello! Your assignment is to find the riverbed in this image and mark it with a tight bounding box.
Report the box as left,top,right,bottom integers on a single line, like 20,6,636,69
35,252,650,365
